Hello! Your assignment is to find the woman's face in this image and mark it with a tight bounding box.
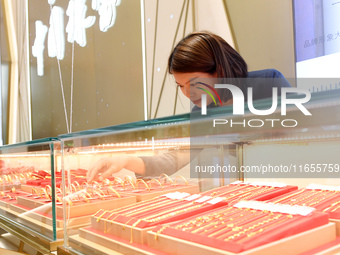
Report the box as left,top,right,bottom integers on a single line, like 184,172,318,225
173,71,218,107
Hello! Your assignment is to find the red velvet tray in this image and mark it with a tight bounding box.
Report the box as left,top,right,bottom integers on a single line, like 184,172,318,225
200,182,298,205
151,205,329,253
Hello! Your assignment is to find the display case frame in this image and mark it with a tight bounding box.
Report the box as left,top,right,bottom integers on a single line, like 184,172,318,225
59,89,340,255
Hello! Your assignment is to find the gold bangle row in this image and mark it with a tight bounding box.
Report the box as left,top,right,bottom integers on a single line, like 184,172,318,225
159,174,175,186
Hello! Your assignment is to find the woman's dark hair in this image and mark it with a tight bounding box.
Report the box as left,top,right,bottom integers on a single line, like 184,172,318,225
168,31,248,78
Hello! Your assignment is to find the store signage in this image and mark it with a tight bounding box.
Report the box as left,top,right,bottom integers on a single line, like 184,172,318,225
32,0,122,76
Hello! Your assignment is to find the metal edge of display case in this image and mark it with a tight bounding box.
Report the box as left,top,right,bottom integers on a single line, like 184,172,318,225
0,213,62,254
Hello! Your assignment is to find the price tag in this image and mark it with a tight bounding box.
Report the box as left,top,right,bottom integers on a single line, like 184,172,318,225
195,196,212,203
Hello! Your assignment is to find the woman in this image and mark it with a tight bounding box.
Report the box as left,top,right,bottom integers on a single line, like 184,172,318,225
87,31,291,182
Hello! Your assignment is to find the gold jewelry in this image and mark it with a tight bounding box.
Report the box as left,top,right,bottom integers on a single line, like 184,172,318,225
237,216,289,242
40,188,49,199
55,195,62,203
106,197,167,219
113,177,125,188
74,181,81,190
96,210,108,222
80,193,90,203
155,225,169,240
11,187,16,193
147,179,163,189
136,179,150,191
70,184,77,193
45,185,52,194
101,179,111,186
82,182,89,189
174,175,188,186
159,174,175,186
107,187,121,198
273,189,306,204
64,197,73,206
123,199,179,217
94,190,104,200
124,176,136,190
32,187,39,196
223,214,282,241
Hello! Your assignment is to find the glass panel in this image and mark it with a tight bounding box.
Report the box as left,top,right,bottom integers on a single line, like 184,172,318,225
0,138,61,253
61,89,340,254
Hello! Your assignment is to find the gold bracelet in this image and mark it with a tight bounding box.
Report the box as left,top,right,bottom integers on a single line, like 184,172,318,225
159,174,175,186
147,179,163,189
55,195,62,203
124,176,136,190
45,185,52,194
84,191,93,199
237,216,289,242
80,193,90,203
174,175,188,186
101,178,111,186
40,188,49,199
94,191,104,200
113,177,125,188
123,199,177,217
32,187,39,196
136,179,150,191
216,185,258,199
107,197,167,219
92,181,101,188
143,202,195,222
96,210,108,222
203,210,257,233
207,211,264,238
82,182,89,189
273,189,306,204
122,218,134,230
107,187,121,198
64,197,73,206
73,181,81,191
175,207,235,231
223,214,282,241
155,225,169,240
70,184,77,193
130,219,142,243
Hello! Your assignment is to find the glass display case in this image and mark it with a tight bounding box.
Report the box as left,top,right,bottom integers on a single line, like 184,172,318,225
58,89,340,255
0,138,62,254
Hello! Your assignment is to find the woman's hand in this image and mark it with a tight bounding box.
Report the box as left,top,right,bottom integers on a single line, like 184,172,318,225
87,155,146,182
